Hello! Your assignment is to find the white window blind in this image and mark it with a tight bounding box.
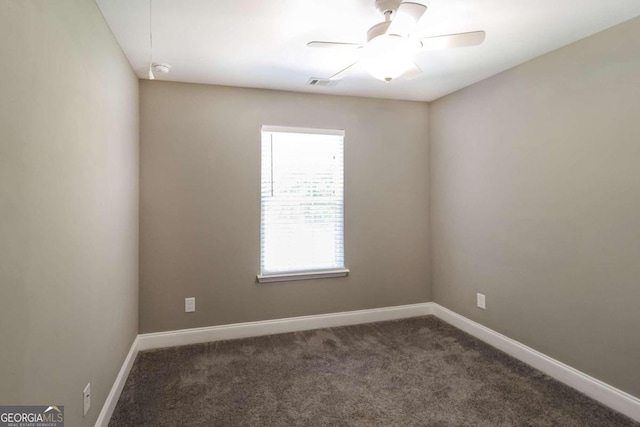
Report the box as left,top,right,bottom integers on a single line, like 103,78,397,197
260,126,345,278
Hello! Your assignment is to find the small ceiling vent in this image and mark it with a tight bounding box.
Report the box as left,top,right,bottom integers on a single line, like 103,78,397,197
308,78,338,87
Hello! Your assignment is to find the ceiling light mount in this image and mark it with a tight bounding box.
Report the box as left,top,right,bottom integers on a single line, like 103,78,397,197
375,0,401,17
152,63,171,75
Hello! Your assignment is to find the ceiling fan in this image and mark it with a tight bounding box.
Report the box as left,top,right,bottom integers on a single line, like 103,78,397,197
307,0,486,82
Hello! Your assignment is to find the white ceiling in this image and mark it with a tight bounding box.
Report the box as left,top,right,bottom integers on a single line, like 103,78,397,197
96,0,640,102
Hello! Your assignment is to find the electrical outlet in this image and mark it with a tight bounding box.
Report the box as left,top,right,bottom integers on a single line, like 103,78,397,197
477,293,486,310
185,297,195,313
83,383,90,416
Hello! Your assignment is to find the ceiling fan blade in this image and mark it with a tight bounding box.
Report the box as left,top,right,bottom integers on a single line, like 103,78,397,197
419,31,486,50
329,62,360,80
307,41,363,49
386,2,427,37
402,62,423,80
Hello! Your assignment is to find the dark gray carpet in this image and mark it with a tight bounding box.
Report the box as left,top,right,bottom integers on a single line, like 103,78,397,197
109,316,638,426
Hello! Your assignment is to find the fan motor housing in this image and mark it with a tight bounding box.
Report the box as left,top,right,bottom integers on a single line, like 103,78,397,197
367,21,392,42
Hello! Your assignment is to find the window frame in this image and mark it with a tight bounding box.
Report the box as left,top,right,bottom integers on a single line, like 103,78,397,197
257,125,349,283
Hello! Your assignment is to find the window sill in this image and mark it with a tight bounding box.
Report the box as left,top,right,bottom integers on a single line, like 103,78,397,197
257,268,350,284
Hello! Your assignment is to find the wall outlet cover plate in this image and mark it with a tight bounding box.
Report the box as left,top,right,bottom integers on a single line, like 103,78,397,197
477,293,486,310
185,297,196,313
83,383,91,416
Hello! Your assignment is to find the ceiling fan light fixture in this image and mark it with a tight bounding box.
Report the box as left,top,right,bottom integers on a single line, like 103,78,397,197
362,56,414,82
361,35,418,82
307,0,486,83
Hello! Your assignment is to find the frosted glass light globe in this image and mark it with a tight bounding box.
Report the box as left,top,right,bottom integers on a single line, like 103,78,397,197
361,35,419,82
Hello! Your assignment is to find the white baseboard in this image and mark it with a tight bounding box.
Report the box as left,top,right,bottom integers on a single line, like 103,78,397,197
96,301,640,425
431,303,640,423
94,336,139,427
137,302,434,351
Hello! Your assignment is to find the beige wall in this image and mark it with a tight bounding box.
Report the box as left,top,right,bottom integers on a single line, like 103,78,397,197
430,16,640,398
0,1,139,426
139,81,430,333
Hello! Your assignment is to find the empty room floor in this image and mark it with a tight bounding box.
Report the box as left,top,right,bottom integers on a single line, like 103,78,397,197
108,317,637,426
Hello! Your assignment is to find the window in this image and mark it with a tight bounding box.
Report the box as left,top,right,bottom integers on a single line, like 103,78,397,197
258,126,348,283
